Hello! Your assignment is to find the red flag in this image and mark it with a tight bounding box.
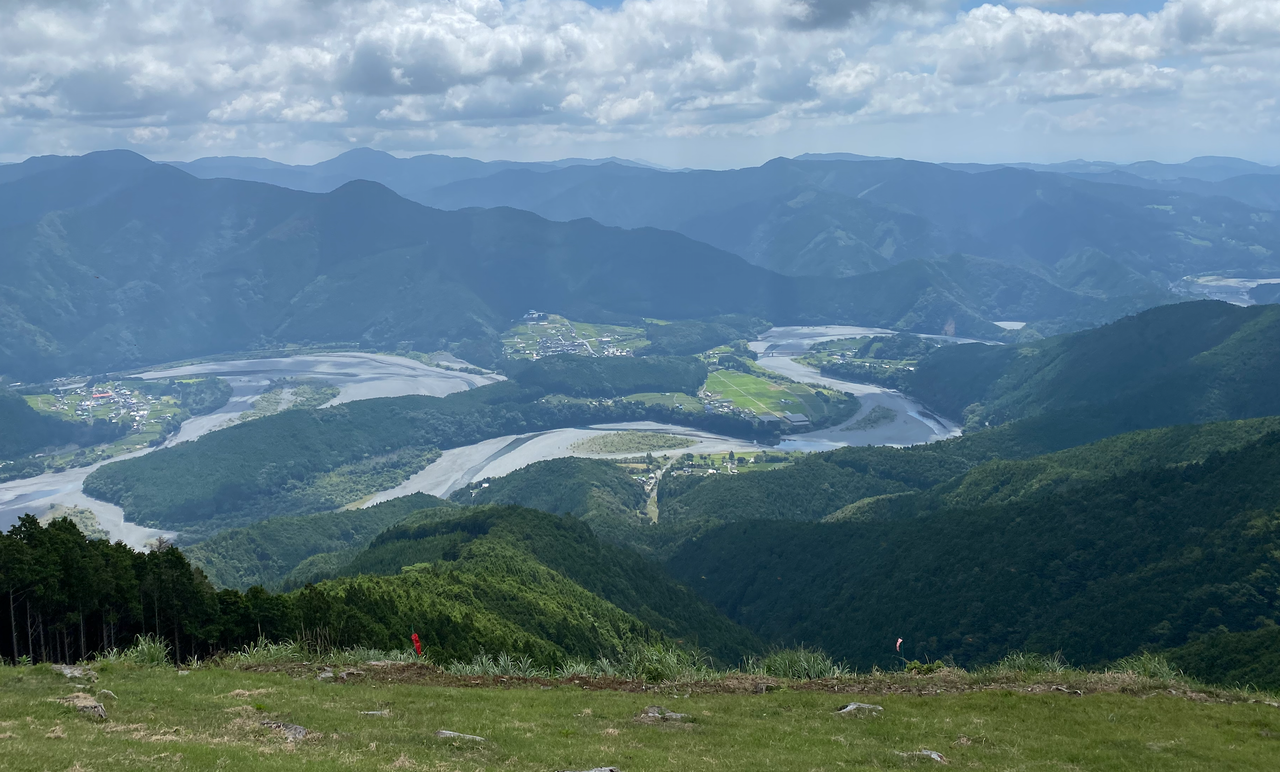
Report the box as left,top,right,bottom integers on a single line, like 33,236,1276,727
411,632,423,657
896,637,903,653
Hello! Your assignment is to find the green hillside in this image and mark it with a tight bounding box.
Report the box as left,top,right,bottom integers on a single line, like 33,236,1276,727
184,493,452,591
909,300,1280,431
666,426,1280,671
2,505,758,667
450,457,652,550
506,354,707,397
310,506,760,662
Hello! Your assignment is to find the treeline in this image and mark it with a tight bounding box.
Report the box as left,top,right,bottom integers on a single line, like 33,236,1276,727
82,380,779,536
0,515,294,665
506,354,707,397
0,505,759,666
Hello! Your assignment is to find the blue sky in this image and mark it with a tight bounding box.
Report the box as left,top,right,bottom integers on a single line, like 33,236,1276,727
1,0,1277,168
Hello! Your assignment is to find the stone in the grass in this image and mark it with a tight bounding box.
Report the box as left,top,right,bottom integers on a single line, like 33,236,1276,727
53,693,106,720
635,705,687,724
836,702,883,716
435,729,486,741
898,749,948,764
261,721,308,741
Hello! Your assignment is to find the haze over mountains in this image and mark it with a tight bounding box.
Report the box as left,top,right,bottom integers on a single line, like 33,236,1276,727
3,147,1279,382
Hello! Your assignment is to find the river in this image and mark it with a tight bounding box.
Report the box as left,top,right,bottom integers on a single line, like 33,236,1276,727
3,334,961,543
0,353,501,545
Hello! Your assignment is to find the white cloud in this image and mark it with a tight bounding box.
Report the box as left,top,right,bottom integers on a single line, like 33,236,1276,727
0,0,1277,163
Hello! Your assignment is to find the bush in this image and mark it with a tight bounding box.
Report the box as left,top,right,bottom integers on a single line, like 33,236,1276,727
99,634,172,667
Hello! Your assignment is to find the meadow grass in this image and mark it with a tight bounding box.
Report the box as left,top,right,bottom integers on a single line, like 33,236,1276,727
3,657,1279,771
569,432,696,455
704,370,834,418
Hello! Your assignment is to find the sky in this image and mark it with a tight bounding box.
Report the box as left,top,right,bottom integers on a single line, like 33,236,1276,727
1,0,1278,168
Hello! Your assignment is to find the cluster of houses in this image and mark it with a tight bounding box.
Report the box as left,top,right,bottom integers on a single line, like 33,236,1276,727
510,310,638,360
61,382,153,429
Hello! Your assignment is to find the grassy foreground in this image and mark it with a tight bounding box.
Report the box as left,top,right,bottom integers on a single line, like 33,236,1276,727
3,663,1280,771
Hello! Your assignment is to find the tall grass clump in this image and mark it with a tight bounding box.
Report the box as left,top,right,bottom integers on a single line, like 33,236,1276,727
754,646,847,679
123,634,172,666
224,637,307,665
987,651,1069,676
97,634,171,666
1109,652,1181,680
445,652,549,678
620,642,713,682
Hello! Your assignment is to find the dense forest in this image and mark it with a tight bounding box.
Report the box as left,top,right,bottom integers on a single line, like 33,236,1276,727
506,354,707,397
185,494,452,591
641,316,771,357
0,505,758,667
905,300,1280,431
665,426,1280,670
451,457,651,550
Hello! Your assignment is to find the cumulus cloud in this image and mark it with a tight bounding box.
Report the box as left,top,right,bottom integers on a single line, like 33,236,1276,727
0,0,1277,162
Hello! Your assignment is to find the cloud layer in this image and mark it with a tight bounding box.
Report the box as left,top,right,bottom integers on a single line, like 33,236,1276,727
1,0,1277,164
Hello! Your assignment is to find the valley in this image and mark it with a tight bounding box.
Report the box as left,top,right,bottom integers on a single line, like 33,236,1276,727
0,353,499,543
5,149,1280,742
8,5,1280,767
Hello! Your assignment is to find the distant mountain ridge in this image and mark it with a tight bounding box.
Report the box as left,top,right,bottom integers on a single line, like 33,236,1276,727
1,150,1142,381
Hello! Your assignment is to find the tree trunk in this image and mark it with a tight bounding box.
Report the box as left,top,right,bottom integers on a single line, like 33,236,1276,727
79,610,86,662
8,590,16,665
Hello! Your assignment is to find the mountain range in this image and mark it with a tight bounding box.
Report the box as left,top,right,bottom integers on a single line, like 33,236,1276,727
147,148,1280,292
2,149,1182,381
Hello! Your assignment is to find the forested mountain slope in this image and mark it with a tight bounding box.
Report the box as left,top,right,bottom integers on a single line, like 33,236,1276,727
184,493,452,591
907,300,1280,434
301,505,760,663
449,457,650,550
666,427,1280,669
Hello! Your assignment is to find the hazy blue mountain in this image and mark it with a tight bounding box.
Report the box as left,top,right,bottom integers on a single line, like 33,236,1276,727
411,157,1279,289
168,147,661,199
3,152,1125,380
952,155,1280,183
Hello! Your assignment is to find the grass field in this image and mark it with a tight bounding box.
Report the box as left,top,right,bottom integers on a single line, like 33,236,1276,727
3,663,1278,772
569,432,697,455
703,370,837,419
